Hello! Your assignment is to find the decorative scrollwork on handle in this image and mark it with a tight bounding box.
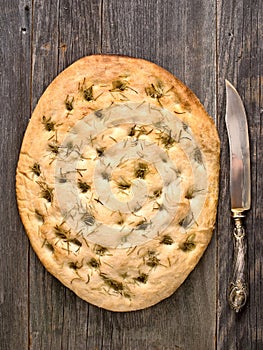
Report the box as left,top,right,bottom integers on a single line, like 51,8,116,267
228,215,248,312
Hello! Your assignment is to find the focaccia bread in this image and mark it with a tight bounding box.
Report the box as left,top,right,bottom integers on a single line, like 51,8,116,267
16,55,220,311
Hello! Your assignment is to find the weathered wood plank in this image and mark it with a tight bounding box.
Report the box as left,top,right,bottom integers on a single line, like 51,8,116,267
0,1,31,349
29,1,102,350
3,0,262,349
217,0,263,348
101,1,217,349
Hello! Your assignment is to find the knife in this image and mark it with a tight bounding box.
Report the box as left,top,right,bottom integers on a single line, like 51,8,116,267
225,80,251,312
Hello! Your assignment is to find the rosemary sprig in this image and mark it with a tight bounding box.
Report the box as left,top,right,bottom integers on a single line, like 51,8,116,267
145,81,174,107
116,176,131,190
100,273,124,293
42,116,55,132
134,162,149,179
134,273,148,284
37,181,53,202
160,235,174,245
77,179,91,193
145,250,160,268
30,162,41,176
179,234,196,252
94,245,108,256
65,95,74,111
110,79,137,93
88,258,100,269
157,130,175,149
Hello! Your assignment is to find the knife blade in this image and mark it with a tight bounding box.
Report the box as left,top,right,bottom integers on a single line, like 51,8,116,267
225,80,251,312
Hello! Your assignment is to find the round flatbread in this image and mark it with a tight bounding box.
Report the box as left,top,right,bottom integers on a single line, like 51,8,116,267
16,55,220,311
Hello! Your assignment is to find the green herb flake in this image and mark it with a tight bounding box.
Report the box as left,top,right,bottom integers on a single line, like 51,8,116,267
77,179,90,193
179,234,196,252
68,262,79,270
37,182,53,202
95,245,108,256
30,163,41,176
48,143,59,155
160,235,174,245
96,147,105,157
65,95,74,111
42,116,55,132
116,177,131,190
88,258,100,269
134,273,148,284
153,188,162,197
100,273,124,292
45,241,54,253
110,80,128,92
157,131,175,149
54,224,68,240
68,238,82,247
146,251,160,268
35,209,44,222
83,85,94,101
134,162,149,179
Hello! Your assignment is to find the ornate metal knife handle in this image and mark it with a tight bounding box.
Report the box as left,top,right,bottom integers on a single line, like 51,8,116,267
228,214,248,312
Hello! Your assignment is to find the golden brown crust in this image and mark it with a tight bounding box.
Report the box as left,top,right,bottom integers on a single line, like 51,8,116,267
16,55,220,311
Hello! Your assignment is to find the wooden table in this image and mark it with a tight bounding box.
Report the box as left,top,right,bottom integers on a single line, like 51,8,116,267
1,1,262,349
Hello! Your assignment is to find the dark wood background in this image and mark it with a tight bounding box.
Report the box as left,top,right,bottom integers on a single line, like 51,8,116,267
0,0,262,349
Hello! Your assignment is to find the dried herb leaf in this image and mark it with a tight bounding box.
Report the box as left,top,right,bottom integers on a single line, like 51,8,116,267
145,81,173,107
42,116,55,132
88,258,100,269
65,95,74,111
68,261,81,270
134,162,149,179
146,251,160,268
68,238,82,247
48,143,59,155
145,83,163,99
128,124,137,136
96,147,105,157
45,241,54,253
116,177,131,190
136,220,150,230
77,179,90,193
110,80,128,92
30,163,41,176
153,188,162,197
157,131,175,149
179,234,196,252
185,186,203,200
134,273,148,284
83,85,94,101
100,273,124,292
95,245,108,256
37,182,53,202
160,235,174,245
54,224,68,239
101,171,110,181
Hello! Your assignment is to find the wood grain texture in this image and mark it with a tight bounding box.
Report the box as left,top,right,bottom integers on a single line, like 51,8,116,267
217,0,263,349
0,0,262,349
0,1,31,349
29,1,103,350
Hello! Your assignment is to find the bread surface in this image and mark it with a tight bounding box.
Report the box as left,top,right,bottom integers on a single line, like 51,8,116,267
16,55,220,311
